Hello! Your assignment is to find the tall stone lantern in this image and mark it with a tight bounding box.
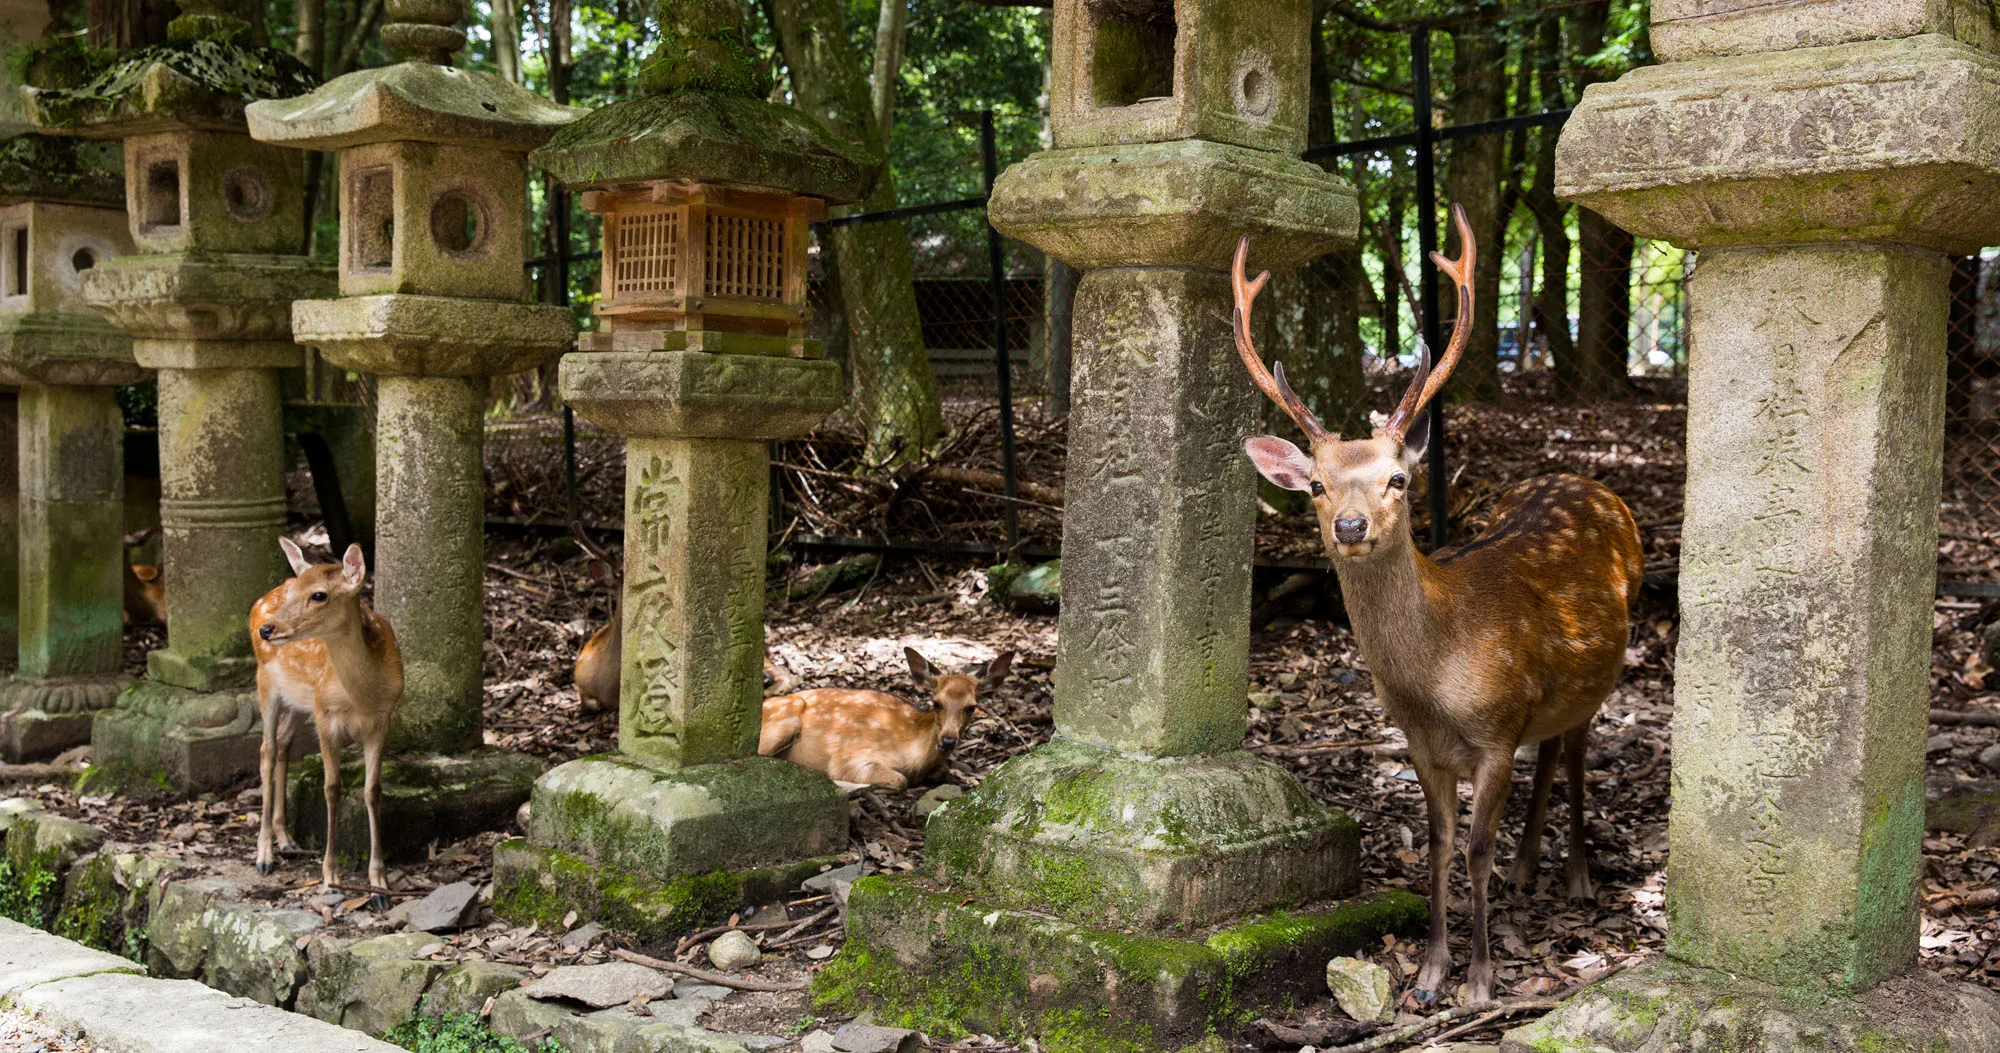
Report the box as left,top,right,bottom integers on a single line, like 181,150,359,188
0,133,142,761
489,0,877,934
246,0,578,823
24,0,336,792
830,0,1421,1045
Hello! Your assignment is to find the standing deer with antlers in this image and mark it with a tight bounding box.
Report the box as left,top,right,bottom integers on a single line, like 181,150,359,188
1235,205,1642,1005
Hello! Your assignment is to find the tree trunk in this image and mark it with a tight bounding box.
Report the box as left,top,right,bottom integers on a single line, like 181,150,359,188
870,0,906,145
1526,18,1578,393
332,0,385,76
1442,16,1506,402
86,0,172,48
1045,257,1076,418
545,0,573,104
492,0,522,84
1572,207,1633,398
770,0,941,463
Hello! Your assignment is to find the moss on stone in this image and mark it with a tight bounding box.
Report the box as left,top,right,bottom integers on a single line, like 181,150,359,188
27,39,318,131
0,134,123,206
490,838,829,944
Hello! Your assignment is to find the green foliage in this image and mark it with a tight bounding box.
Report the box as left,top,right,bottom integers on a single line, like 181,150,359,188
386,1014,567,1053
0,857,58,928
118,382,159,431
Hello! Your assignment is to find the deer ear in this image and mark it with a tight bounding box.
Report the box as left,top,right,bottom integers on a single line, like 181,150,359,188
279,537,312,576
979,651,1014,689
341,544,367,588
1243,436,1315,491
132,564,158,583
905,647,937,689
589,559,620,589
1400,406,1432,467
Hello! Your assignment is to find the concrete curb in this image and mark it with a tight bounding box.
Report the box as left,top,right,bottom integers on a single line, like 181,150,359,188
0,917,400,1053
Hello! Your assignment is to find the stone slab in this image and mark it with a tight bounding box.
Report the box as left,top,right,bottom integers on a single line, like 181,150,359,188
295,931,448,1037
291,295,575,377
1498,958,2000,1052
490,987,786,1052
823,877,1426,1049
246,62,582,152
199,901,318,1008
80,252,333,343
492,837,835,944
1648,0,2000,62
286,749,542,865
93,680,309,795
988,140,1355,271
0,313,142,387
16,971,405,1052
0,915,144,998
560,351,844,440
1556,35,2000,252
0,676,131,761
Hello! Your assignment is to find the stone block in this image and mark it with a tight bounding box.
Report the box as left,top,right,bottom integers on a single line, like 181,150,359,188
296,931,448,1037
328,143,535,299
1048,0,1313,153
925,738,1358,930
80,251,331,345
821,877,1425,1049
1556,35,2000,253
0,676,131,761
286,749,542,864
51,849,169,960
560,351,844,441
246,63,581,153
491,837,834,943
488,988,787,1052
1927,781,2000,845
420,959,526,1017
142,876,252,979
0,314,141,387
15,383,127,690
3,813,105,926
528,756,844,881
0,200,134,321
18,972,406,1053
107,131,307,256
292,294,574,376
989,140,1354,271
1498,958,2000,1052
1649,0,2000,62
200,901,319,1008
94,680,308,794
0,915,144,999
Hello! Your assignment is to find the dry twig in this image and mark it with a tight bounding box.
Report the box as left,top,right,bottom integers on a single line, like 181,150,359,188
611,948,809,992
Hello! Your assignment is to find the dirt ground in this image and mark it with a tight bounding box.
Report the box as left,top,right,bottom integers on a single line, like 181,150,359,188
14,381,2000,1050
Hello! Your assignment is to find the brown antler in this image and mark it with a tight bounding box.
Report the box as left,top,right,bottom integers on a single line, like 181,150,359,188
1232,237,1330,445
571,519,615,566
1384,203,1477,442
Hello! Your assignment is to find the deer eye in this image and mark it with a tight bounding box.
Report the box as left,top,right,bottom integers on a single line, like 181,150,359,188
309,591,327,603
1388,473,1408,491
1308,480,1325,497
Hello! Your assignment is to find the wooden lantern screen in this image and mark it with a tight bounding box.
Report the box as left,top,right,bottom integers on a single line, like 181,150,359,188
581,182,826,356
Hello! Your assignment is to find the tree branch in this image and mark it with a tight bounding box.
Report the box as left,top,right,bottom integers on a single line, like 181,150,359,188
1324,0,1419,32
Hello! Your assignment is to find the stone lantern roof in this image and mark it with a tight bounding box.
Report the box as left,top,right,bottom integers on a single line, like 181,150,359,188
529,0,878,203
0,135,123,208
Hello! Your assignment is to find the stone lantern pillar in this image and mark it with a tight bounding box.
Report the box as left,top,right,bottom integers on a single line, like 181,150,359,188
0,133,142,761
243,0,576,842
1505,7,2000,1050
24,0,336,792
829,1,1420,1045
489,0,877,936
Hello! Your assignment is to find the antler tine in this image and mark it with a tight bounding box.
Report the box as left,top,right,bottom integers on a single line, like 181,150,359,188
1232,236,1330,445
571,519,614,565
1383,203,1477,442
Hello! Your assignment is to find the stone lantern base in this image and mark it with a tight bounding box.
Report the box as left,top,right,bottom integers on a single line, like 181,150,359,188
1500,959,2000,1052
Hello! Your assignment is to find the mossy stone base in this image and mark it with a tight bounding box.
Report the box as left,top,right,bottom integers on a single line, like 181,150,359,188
491,838,836,944
1498,958,2000,1052
0,674,132,761
822,875,1426,1050
89,678,308,796
285,749,543,865
528,754,846,879
926,738,1359,930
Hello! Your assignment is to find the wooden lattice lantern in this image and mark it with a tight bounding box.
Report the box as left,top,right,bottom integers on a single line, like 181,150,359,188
582,183,823,357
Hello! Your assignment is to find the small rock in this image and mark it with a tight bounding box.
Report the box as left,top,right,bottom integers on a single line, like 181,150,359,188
0,797,44,835
806,944,836,960
1277,714,1307,741
831,1022,922,1053
1927,733,1956,755
800,1031,840,1053
516,800,532,831
1325,956,1393,1024
168,822,198,843
309,892,345,909
670,982,730,1002
911,784,964,822
1980,743,2000,774
520,963,672,1007
1248,691,1281,711
803,863,864,894
1276,671,1299,687
402,881,481,932
707,930,762,972
560,922,605,950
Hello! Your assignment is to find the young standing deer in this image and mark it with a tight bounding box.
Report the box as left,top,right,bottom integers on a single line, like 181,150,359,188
251,540,405,909
759,648,1012,789
1235,206,1642,1005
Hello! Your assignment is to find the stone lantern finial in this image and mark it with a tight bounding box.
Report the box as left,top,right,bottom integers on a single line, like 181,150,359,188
380,0,467,67
167,0,254,44
639,0,771,96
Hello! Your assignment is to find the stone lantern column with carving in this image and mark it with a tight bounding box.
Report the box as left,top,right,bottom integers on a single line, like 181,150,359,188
242,0,577,851
487,0,878,937
1504,6,2000,1050
23,0,335,793
0,133,142,761
828,1,1422,1045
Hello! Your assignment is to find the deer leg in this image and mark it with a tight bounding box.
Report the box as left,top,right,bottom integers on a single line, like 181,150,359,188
1464,753,1514,1004
1562,725,1595,902
838,759,908,790
255,687,278,875
1409,757,1459,1005
271,705,302,855
317,726,343,892
1505,737,1561,893
361,735,389,911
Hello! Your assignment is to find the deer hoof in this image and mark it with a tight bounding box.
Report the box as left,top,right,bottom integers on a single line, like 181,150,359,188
1409,986,1442,1006
255,861,274,876
369,893,391,912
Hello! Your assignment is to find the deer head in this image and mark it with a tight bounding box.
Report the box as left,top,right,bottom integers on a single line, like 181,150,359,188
904,647,1014,755
1238,204,1476,560
260,538,370,644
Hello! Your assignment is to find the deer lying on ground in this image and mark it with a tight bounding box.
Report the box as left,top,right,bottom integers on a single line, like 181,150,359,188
123,528,166,626
759,648,1012,789
1235,205,1642,1005
570,522,798,713
251,539,405,909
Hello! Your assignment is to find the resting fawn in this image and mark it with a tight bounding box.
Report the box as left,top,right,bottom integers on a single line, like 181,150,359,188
1236,206,1643,1004
251,539,405,908
122,528,166,626
759,648,1013,789
570,522,797,713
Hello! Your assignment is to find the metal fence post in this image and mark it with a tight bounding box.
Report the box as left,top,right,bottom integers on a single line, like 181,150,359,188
983,110,1021,550
1412,28,1449,551
555,185,581,528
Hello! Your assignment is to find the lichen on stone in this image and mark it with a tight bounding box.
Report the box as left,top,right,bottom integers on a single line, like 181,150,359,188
28,39,318,131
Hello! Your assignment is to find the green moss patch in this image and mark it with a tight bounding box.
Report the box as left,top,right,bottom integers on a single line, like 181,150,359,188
388,1013,566,1053
490,838,834,944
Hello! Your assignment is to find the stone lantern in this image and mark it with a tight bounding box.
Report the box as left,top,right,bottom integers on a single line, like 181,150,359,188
24,0,336,792
489,0,876,934
243,0,578,843
828,0,1415,1045
0,133,142,761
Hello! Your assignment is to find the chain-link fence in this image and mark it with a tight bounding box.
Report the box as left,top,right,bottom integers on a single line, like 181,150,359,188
1946,250,2000,586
